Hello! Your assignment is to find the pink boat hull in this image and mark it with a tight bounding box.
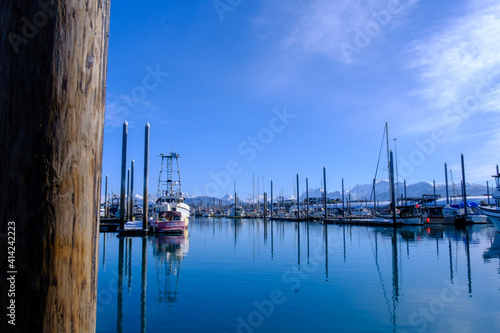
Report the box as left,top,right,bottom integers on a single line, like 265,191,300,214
151,220,188,233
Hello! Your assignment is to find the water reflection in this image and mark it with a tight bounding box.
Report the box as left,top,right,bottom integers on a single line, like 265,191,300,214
151,232,189,304
98,220,500,333
117,237,124,333
484,233,500,276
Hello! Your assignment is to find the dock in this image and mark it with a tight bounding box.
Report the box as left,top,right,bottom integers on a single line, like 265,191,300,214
100,217,120,232
117,220,149,236
325,217,402,227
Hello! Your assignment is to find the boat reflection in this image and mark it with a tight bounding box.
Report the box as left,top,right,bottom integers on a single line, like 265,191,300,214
150,231,189,304
483,233,500,261
483,232,500,277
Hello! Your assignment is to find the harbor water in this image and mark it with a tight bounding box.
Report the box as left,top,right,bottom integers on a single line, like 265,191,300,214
97,218,500,332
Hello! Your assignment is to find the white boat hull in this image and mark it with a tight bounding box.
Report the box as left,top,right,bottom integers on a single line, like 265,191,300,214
479,206,500,232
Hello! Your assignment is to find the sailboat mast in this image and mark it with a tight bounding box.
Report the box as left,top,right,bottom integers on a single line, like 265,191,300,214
394,138,400,203
257,177,260,213
385,122,396,210
389,150,397,224
444,163,449,204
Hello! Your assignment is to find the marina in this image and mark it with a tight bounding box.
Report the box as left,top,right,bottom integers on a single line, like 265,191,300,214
4,1,500,331
96,217,500,332
100,122,499,232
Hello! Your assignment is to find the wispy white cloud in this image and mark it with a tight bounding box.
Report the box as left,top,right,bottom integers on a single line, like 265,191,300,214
254,0,419,63
408,0,500,130
464,130,500,181
104,93,158,133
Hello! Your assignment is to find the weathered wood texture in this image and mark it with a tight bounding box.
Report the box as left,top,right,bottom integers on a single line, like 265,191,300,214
0,0,110,331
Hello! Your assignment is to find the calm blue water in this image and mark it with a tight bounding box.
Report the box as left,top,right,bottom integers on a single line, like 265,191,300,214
96,218,500,332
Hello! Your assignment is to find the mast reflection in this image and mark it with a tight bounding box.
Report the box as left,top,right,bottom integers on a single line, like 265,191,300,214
116,236,149,332
306,221,310,264
151,231,190,304
297,221,301,269
271,219,274,260
324,223,329,281
117,237,124,333
141,236,147,333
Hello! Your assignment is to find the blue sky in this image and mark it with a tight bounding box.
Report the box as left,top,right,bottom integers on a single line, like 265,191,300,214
102,0,500,200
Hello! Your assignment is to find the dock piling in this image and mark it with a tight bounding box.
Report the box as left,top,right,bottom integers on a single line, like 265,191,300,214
297,174,300,219
143,123,150,230
105,175,108,218
306,177,309,220
323,167,327,219
0,0,111,328
120,121,128,230
433,180,436,207
127,168,131,221
271,180,274,218
461,154,468,220
342,178,345,218
264,192,268,218
130,160,135,220
404,179,407,205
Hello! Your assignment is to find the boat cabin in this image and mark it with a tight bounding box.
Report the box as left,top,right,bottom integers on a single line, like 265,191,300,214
158,211,182,221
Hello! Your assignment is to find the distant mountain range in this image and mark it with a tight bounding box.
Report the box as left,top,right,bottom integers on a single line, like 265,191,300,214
300,180,489,202
109,180,491,205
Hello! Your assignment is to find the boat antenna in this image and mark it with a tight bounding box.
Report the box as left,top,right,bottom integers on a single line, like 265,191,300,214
171,131,173,153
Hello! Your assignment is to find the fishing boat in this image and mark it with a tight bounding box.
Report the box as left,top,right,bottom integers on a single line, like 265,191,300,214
229,206,245,218
479,167,500,232
377,206,424,225
421,206,444,224
150,153,190,233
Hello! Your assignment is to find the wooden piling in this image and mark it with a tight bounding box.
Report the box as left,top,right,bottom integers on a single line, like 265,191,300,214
0,1,110,331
